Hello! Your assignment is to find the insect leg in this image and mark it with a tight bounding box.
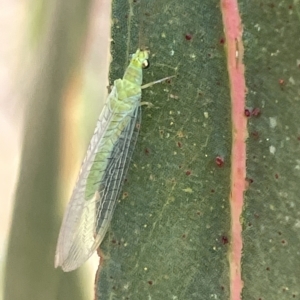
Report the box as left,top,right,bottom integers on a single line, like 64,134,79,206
141,75,175,89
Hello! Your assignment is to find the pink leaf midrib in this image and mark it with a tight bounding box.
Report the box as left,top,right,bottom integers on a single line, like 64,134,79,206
221,1,247,299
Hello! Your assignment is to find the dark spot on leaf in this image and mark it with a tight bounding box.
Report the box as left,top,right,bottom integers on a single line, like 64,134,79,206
221,235,229,245
219,38,225,44
186,170,191,176
148,280,153,285
244,108,251,117
177,141,182,148
182,234,186,238
251,107,261,117
211,189,215,193
251,131,259,139
185,34,192,40
275,173,279,179
246,177,254,184
266,267,270,271
215,156,224,167
144,148,150,155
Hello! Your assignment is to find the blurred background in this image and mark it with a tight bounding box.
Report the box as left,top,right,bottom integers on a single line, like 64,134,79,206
0,0,111,299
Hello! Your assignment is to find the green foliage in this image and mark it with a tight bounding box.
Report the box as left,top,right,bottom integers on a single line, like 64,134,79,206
241,1,300,299
97,0,231,298
98,1,300,299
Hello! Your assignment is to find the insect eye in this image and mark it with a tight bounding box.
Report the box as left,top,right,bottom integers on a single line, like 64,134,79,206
142,59,150,69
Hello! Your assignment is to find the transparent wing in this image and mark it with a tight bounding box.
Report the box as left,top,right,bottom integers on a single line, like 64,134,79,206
55,90,116,271
55,94,141,272
94,105,141,243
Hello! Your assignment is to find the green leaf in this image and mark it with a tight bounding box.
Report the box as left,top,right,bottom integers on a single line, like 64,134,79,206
241,1,300,299
97,0,231,298
97,0,300,299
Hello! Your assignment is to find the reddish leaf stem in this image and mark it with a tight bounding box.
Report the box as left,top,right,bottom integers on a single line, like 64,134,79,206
220,1,246,299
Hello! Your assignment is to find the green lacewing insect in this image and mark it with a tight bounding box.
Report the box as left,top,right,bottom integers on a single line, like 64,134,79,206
55,49,173,272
